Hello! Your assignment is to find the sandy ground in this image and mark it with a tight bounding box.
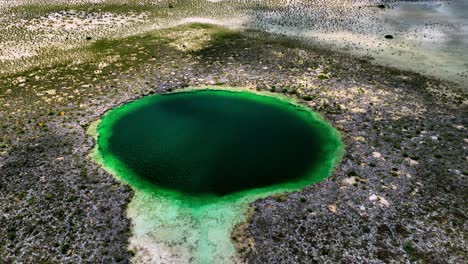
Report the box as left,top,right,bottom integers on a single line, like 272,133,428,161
0,1,467,84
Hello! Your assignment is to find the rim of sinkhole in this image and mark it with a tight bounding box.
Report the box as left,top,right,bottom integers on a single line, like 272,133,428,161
90,87,344,206
88,87,344,262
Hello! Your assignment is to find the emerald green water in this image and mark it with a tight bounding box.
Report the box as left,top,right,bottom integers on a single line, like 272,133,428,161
92,88,343,263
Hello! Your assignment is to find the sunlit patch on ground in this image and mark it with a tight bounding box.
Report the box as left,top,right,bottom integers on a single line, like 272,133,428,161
1,0,467,84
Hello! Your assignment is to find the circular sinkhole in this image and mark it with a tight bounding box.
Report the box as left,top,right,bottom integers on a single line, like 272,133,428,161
92,87,344,262
96,88,343,198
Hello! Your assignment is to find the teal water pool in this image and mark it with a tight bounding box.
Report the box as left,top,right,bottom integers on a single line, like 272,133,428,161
92,87,344,263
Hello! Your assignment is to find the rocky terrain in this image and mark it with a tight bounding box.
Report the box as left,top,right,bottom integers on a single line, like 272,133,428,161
0,1,466,263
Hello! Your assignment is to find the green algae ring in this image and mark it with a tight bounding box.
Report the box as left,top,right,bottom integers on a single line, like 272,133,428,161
91,87,343,263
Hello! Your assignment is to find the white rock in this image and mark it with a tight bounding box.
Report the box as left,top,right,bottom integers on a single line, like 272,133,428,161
343,177,357,185
45,89,56,95
369,194,390,207
369,194,378,201
405,158,419,166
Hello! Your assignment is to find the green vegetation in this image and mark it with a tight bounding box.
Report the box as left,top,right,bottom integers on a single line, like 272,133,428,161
403,241,420,261
317,74,329,80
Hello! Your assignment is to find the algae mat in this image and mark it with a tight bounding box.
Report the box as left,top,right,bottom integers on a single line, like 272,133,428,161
91,88,344,263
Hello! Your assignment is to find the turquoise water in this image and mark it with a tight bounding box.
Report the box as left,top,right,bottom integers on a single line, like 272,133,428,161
93,88,344,263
